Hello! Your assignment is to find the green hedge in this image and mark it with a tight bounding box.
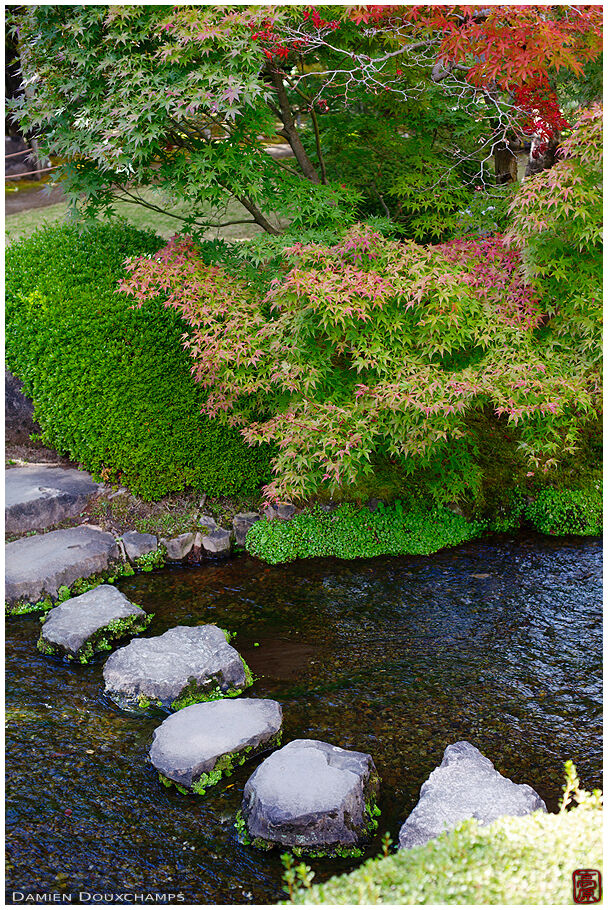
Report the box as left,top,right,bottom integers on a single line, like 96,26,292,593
292,806,602,905
5,222,271,499
246,502,485,564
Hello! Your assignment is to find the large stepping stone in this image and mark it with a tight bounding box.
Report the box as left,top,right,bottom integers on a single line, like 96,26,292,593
5,525,120,610
398,741,547,850
6,465,99,535
38,584,151,663
238,739,380,856
150,698,282,795
103,625,252,712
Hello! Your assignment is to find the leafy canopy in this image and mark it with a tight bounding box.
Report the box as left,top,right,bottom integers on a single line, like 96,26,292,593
8,5,601,236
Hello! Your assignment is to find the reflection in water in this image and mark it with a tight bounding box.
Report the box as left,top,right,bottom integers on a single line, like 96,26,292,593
6,533,601,904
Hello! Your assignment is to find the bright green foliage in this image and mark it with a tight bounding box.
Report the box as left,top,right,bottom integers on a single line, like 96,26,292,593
290,805,602,905
5,222,271,500
560,759,603,813
246,502,485,564
133,549,166,572
525,485,602,536
170,656,253,711
170,684,243,713
281,853,315,901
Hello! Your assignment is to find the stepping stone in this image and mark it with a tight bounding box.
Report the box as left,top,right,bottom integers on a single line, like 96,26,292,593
149,698,282,794
198,514,217,532
6,465,99,535
238,739,380,855
103,624,252,712
38,584,151,663
5,525,120,611
398,741,547,850
160,533,195,562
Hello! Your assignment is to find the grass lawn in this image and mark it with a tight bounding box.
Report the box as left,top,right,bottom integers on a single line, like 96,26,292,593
5,183,267,245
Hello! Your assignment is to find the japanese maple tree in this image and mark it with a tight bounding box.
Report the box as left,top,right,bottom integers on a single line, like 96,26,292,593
121,105,600,506
8,5,601,233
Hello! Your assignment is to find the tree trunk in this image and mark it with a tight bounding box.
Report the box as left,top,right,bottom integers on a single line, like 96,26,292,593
493,138,518,184
268,69,321,185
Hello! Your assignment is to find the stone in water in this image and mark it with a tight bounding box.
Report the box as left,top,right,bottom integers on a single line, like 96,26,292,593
239,739,380,855
38,584,150,662
149,698,282,794
398,741,547,849
103,624,252,712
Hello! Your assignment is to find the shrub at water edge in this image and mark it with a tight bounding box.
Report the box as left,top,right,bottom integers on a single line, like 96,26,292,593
290,804,601,904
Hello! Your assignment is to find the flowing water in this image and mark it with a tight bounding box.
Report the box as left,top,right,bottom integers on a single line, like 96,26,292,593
6,533,602,905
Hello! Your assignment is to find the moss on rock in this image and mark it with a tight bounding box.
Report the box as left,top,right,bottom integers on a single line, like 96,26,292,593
36,609,153,664
191,731,283,797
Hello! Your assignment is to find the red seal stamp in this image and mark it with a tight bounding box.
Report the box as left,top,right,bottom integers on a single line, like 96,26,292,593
573,869,602,904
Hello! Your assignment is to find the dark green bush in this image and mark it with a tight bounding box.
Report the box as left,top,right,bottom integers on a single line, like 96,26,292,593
246,502,485,564
525,485,602,536
5,222,271,499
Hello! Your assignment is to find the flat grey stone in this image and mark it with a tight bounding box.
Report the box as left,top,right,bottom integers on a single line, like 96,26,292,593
39,584,148,658
241,739,379,851
202,528,231,556
233,512,260,547
149,698,282,790
398,741,547,850
6,465,99,535
5,525,120,606
103,624,251,711
262,504,278,521
161,533,195,562
122,531,158,562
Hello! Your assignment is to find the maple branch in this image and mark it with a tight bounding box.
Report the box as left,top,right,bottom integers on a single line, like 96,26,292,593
112,186,197,223
284,71,327,184
228,190,281,235
169,113,304,181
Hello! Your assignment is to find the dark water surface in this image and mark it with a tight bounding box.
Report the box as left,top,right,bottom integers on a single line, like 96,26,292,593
6,533,602,905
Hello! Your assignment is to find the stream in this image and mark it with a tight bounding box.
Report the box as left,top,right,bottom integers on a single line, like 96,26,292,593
6,532,602,905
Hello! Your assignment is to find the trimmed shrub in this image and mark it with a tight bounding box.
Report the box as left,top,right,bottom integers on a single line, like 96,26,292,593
291,805,602,905
246,502,485,564
5,222,271,499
